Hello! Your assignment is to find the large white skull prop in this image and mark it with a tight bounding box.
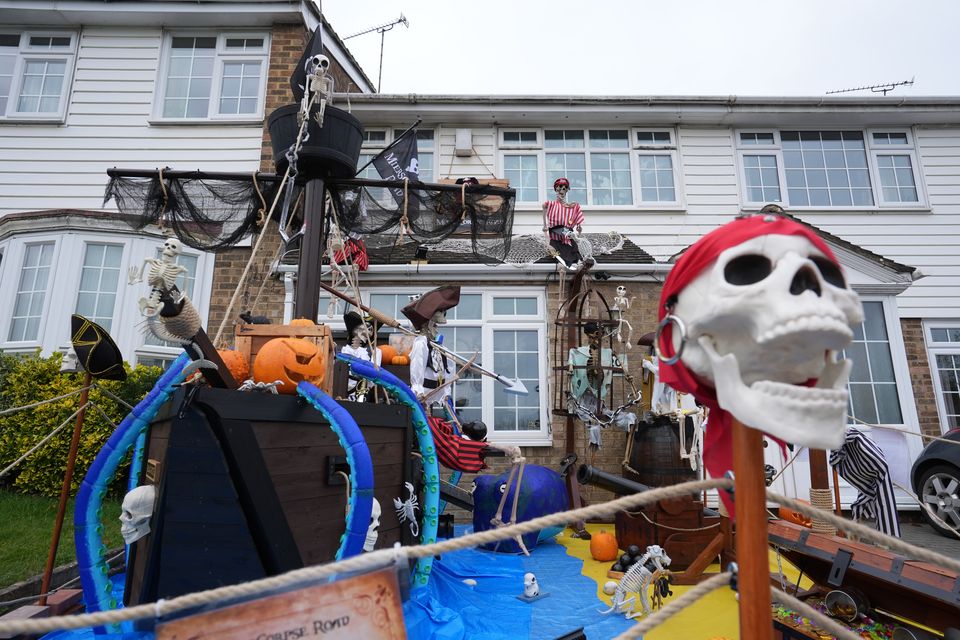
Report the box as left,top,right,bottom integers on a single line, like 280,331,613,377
671,234,863,448
161,237,182,260
119,485,157,544
523,572,540,598
363,498,381,552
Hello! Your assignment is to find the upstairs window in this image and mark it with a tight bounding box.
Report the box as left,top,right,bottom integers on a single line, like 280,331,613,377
736,129,925,209
634,129,679,204
156,33,268,120
0,31,76,120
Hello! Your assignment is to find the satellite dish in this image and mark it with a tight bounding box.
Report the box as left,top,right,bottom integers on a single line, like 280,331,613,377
70,314,126,381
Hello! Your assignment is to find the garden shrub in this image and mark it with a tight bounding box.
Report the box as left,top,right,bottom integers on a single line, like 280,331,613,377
0,351,161,497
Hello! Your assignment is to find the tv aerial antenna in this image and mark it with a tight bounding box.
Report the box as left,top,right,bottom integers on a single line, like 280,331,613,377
826,77,914,96
344,14,409,93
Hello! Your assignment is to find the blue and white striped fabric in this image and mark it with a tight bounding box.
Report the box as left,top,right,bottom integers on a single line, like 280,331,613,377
829,427,901,537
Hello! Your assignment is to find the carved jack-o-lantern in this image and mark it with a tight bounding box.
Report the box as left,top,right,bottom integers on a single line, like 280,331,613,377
253,337,326,393
218,349,250,382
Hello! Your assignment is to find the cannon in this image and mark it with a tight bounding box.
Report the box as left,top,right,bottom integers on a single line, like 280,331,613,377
577,464,652,495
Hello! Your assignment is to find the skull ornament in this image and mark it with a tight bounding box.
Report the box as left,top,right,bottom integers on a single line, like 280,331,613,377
119,485,156,544
161,238,182,260
523,572,540,598
669,232,863,449
363,498,381,552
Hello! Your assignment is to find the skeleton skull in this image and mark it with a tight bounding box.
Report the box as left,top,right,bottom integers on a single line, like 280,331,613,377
363,498,381,552
119,485,156,544
617,286,627,297
161,238,182,260
523,572,540,598
671,234,863,448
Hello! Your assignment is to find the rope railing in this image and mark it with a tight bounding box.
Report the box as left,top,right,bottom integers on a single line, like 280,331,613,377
0,404,85,479
0,386,89,418
2,477,958,636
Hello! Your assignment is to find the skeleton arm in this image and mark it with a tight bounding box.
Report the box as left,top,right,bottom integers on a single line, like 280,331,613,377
127,258,153,285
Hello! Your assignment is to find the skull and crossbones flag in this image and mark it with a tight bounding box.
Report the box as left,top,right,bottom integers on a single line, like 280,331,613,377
290,26,324,102
369,126,420,207
656,214,844,515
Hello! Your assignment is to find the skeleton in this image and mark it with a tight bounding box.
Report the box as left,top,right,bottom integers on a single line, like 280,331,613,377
363,498,381,552
601,545,672,619
612,285,634,349
128,238,188,317
394,482,419,538
300,54,333,128
119,485,157,544
669,233,863,448
522,573,540,598
238,379,283,393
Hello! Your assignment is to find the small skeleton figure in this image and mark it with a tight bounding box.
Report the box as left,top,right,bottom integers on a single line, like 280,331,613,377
542,177,585,268
523,573,540,598
404,287,460,401
612,285,634,349
119,485,157,545
341,312,380,401
300,53,333,128
128,238,188,317
394,482,420,538
363,498,381,552
601,545,672,619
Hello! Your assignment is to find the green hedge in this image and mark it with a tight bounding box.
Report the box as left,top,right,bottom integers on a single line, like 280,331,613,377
0,351,161,497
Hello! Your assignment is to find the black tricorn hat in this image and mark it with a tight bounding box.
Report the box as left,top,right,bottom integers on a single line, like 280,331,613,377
343,310,372,336
70,314,126,381
636,332,656,348
401,285,461,330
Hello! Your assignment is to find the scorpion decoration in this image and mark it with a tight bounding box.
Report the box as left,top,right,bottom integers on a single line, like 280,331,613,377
394,481,420,538
601,544,673,619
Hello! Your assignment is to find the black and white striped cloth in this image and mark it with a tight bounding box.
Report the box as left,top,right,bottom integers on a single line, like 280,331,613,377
829,427,901,537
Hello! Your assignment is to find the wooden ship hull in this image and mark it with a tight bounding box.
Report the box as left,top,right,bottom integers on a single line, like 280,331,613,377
125,386,413,607
768,519,960,632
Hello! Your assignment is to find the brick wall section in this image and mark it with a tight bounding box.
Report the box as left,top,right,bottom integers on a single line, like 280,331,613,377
901,318,942,438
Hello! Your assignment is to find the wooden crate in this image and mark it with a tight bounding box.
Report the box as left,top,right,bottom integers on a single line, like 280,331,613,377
234,323,335,395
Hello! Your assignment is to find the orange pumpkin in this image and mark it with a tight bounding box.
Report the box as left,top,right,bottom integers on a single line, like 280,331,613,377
218,349,250,382
253,337,326,394
290,318,315,327
378,344,398,363
589,529,620,562
391,355,410,366
779,501,813,528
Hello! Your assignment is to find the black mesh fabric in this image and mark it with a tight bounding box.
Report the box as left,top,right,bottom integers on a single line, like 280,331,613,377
103,171,284,251
328,178,515,264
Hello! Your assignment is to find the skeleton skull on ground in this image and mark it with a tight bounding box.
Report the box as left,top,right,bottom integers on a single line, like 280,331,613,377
119,485,156,544
670,234,863,449
523,572,540,598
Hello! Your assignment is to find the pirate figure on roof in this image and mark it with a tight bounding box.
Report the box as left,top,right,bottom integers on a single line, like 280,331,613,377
403,285,519,472
543,177,585,268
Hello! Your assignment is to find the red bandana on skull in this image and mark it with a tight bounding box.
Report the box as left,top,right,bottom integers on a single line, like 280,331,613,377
657,215,840,513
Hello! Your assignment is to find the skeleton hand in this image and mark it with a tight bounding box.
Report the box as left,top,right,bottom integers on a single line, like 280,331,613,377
128,265,142,284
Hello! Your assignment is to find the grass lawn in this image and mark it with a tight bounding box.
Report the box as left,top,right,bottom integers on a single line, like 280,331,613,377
0,489,123,589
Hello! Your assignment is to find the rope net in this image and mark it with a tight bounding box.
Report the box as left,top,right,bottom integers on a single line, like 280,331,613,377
103,172,283,251
327,178,515,264
432,231,626,266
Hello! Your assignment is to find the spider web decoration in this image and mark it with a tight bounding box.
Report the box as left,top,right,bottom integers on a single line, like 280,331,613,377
103,171,283,251
327,178,515,265
432,231,625,265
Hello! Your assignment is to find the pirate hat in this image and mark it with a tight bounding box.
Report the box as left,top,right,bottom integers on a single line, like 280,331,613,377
401,285,461,330
343,310,373,336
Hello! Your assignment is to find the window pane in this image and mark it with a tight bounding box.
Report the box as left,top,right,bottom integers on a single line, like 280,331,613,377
75,243,122,331
17,59,65,113
9,242,54,341
503,154,539,203
876,154,918,203
781,131,872,206
493,329,541,433
849,384,878,424
862,301,887,340
742,154,781,202
449,293,481,320
546,152,587,204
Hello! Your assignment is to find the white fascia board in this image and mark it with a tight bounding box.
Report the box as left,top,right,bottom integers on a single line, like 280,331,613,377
0,1,305,28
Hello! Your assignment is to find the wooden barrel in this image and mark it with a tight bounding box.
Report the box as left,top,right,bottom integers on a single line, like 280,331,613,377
624,415,697,487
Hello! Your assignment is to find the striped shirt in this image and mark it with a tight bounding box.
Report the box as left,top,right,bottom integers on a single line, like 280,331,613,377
544,200,584,245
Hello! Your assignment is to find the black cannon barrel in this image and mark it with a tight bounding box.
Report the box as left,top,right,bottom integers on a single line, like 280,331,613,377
577,464,652,495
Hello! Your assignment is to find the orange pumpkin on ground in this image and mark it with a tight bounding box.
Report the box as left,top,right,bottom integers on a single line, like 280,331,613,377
391,355,410,366
377,344,398,363
253,337,326,394
218,349,250,382
290,318,315,327
589,529,620,562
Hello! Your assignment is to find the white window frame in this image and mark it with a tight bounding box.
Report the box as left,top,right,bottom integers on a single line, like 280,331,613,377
0,30,77,122
152,31,269,123
358,127,436,182
924,320,960,434
632,127,683,208
867,128,927,207
4,238,59,347
735,128,928,211
74,241,125,333
499,128,541,149
323,286,551,446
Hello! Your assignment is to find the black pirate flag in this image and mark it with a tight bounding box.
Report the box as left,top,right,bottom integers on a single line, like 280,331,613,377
290,26,324,102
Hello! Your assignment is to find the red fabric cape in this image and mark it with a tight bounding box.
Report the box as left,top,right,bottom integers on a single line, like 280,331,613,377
656,215,839,514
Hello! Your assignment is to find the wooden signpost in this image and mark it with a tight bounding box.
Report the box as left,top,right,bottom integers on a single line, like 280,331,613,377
157,567,406,640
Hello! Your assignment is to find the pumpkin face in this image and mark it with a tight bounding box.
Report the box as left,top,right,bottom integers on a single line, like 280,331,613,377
589,529,620,562
253,337,326,393
218,349,250,382
377,344,398,363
